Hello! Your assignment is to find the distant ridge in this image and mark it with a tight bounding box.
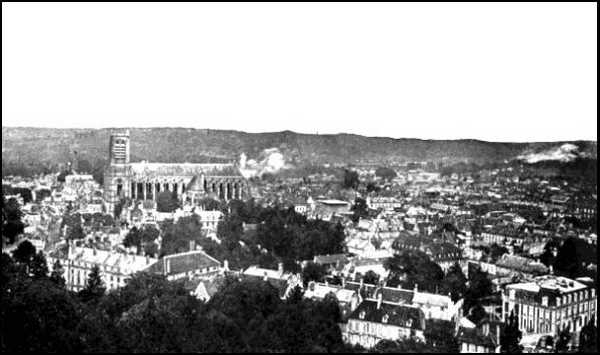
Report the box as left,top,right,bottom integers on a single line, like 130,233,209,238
2,127,597,177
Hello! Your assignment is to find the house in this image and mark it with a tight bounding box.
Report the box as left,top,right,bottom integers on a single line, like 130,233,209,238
145,242,222,281
48,241,158,292
304,280,360,319
342,281,463,322
343,296,426,349
457,319,502,353
242,263,303,299
494,254,549,279
502,275,597,335
312,253,349,270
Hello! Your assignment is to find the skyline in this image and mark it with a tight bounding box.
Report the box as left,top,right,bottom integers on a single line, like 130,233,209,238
2,2,598,142
1,125,598,144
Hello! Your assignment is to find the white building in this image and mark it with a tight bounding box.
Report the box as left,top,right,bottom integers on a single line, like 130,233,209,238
502,275,597,335
48,243,158,292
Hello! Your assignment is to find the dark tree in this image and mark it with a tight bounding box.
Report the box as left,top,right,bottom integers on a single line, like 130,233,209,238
30,251,49,279
342,169,360,190
363,270,380,285
579,317,597,353
351,197,369,223
464,264,493,311
500,311,523,353
79,265,106,303
442,262,467,302
375,167,397,180
555,326,571,352
384,250,444,293
424,319,460,353
467,303,487,324
156,191,180,213
12,240,37,264
2,195,25,244
372,338,431,353
50,259,66,287
301,262,328,286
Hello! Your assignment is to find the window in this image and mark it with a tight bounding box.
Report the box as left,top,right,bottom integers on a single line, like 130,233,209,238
382,314,389,323
359,311,366,320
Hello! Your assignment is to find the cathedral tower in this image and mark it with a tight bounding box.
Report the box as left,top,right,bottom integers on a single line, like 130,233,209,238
104,130,132,212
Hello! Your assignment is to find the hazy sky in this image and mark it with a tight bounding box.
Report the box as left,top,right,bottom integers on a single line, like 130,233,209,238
2,2,597,142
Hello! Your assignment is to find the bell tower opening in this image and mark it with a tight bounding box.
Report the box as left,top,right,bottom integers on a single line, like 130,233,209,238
109,130,130,165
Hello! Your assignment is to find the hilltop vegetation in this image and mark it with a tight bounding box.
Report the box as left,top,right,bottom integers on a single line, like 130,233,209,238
3,127,596,177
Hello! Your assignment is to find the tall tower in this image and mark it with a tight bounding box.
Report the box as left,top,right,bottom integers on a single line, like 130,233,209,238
104,130,132,212
109,130,130,165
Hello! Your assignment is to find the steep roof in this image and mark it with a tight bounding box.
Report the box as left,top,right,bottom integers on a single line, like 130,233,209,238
146,250,221,276
348,300,425,330
129,162,242,179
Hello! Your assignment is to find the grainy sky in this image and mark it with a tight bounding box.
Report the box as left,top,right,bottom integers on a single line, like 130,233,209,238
2,2,597,142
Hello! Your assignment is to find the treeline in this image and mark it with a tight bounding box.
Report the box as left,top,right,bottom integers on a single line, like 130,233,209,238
155,199,346,271
1,245,352,353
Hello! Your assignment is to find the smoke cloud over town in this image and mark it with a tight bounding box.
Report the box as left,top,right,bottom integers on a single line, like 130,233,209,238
238,148,291,178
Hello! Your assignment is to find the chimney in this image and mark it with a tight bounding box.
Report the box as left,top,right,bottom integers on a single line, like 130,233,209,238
278,262,284,275
263,271,268,282
377,291,383,309
414,283,418,293
224,259,229,271
189,240,195,252
549,265,554,275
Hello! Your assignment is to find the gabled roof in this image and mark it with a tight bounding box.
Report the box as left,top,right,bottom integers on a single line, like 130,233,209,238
146,250,221,276
348,300,425,330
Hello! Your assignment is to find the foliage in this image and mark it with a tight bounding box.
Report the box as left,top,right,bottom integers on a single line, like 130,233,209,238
351,197,369,223
375,167,397,180
553,237,597,279
554,326,571,352
2,194,25,244
384,250,444,293
156,190,180,213
579,317,597,353
79,265,106,304
423,319,460,353
12,240,37,264
123,225,160,255
463,264,493,312
50,259,66,287
363,270,380,285
2,253,350,353
500,310,523,353
343,169,360,190
372,338,431,353
62,212,85,240
441,262,467,302
301,261,328,286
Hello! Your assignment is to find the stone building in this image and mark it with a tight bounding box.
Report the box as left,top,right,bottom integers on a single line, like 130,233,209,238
502,275,597,335
103,130,247,211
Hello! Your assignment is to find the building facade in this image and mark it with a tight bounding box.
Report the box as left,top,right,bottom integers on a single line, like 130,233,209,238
502,275,597,335
48,243,158,292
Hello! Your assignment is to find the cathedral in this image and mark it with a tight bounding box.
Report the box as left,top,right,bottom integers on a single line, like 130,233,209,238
103,130,247,210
